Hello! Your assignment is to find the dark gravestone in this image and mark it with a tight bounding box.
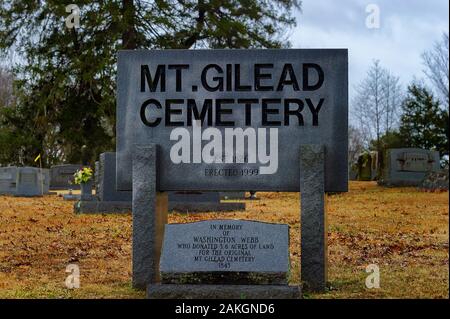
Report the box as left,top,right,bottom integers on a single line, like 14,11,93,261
50,164,82,189
97,152,132,202
75,152,132,214
160,220,289,285
380,148,440,186
357,152,374,181
15,167,48,197
0,166,17,195
419,169,449,191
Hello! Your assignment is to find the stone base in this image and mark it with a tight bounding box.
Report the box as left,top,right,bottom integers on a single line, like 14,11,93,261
74,200,131,214
161,271,287,285
169,202,245,212
63,194,81,201
219,192,246,200
147,284,302,299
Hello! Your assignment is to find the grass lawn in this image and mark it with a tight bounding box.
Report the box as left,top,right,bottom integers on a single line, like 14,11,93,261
0,181,448,299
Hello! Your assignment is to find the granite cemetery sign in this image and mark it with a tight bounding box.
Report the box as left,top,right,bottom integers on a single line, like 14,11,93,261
117,49,348,192
117,49,348,296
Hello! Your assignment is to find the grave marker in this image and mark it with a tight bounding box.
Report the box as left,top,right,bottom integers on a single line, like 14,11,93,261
380,148,440,186
15,167,48,197
159,220,289,284
50,164,82,189
0,167,17,195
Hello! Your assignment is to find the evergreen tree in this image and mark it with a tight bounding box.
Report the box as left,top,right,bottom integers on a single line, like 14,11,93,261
399,83,448,156
0,0,300,166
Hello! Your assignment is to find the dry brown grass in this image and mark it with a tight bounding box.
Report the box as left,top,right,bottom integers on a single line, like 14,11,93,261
0,181,448,298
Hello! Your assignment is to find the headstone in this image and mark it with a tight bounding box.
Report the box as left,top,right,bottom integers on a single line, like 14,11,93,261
15,167,46,197
97,152,132,202
41,168,51,194
75,153,132,213
349,164,358,180
419,168,449,191
159,220,289,285
380,148,440,186
50,164,82,189
94,161,99,192
0,166,17,195
357,152,373,181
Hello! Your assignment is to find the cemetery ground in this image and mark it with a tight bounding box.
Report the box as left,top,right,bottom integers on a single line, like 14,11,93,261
0,182,448,299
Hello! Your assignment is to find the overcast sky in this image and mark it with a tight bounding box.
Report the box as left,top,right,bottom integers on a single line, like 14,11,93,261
289,0,449,101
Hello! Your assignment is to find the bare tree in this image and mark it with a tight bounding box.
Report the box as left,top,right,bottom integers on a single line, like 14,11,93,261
0,66,14,108
422,32,449,107
383,72,402,133
353,60,386,150
352,60,403,149
348,124,365,166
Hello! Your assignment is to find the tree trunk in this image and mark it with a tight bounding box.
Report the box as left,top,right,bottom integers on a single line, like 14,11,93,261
122,0,137,49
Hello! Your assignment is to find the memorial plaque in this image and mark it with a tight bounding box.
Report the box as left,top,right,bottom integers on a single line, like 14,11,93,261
381,148,441,186
397,152,432,172
160,220,289,284
117,49,348,192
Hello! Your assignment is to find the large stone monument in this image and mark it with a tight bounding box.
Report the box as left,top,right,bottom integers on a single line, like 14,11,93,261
380,148,440,186
117,49,348,296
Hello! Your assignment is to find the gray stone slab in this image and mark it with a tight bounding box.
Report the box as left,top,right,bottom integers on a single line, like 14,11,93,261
94,161,100,193
132,144,168,289
160,220,289,285
300,144,327,292
117,49,348,192
74,200,131,213
147,284,302,299
419,169,449,191
97,152,132,201
381,148,441,186
15,167,49,197
50,164,82,189
169,201,245,212
63,194,81,201
0,166,17,195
